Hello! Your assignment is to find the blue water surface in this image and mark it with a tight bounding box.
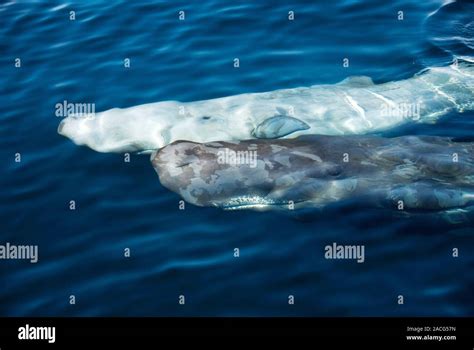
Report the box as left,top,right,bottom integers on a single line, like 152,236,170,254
0,0,473,316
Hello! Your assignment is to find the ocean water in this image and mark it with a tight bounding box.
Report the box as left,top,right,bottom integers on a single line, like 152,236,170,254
1,0,473,316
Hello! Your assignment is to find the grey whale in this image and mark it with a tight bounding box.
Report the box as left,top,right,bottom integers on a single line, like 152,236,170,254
151,135,474,211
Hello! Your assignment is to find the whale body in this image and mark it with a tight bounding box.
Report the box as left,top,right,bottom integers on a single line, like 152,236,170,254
151,135,474,211
58,61,473,153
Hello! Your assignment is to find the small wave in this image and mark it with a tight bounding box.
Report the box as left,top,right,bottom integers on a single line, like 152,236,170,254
425,0,474,59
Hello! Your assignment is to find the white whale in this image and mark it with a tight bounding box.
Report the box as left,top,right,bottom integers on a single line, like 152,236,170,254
58,60,473,153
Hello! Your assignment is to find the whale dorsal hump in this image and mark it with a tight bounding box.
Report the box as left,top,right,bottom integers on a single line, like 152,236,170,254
253,115,310,139
338,75,374,87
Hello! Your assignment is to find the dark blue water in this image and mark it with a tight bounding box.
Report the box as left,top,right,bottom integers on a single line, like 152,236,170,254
1,0,473,316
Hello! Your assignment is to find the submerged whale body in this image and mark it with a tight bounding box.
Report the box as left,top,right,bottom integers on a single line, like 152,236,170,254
58,61,473,153
151,135,474,211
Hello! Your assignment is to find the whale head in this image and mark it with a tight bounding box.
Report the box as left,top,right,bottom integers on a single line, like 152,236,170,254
57,101,238,153
150,137,361,210
150,140,278,209
58,107,172,153
58,115,100,149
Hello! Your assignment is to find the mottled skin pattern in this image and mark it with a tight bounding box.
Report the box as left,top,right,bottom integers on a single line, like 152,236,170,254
151,135,474,211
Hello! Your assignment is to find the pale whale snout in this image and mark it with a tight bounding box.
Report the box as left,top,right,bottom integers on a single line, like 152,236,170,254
57,115,97,150
57,119,66,134
58,112,169,153
58,115,85,136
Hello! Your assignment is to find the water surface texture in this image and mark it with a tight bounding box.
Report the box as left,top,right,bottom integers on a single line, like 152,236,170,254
0,0,473,316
